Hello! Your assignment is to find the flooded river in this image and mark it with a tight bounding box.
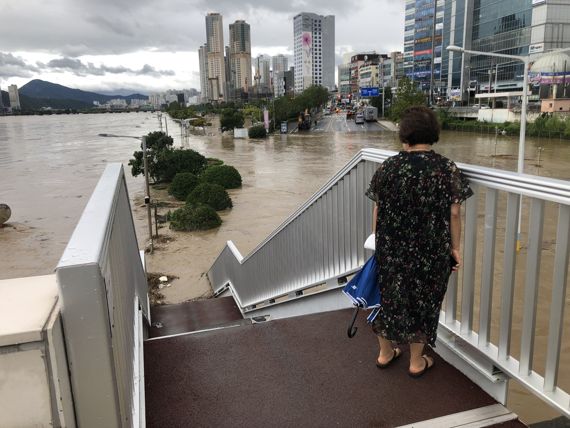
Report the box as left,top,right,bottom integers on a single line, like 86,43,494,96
0,112,568,424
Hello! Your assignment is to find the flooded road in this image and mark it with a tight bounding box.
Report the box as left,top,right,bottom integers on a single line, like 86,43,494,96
1,112,569,424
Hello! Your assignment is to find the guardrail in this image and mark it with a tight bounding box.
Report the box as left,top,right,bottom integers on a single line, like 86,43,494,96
56,163,149,427
208,148,570,417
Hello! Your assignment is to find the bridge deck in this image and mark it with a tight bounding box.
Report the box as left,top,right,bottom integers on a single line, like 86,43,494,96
144,306,526,427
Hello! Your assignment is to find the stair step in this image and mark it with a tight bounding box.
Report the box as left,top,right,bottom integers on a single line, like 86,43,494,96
148,296,243,338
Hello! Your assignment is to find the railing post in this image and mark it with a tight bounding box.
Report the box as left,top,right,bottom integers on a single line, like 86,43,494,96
461,184,478,335
519,198,545,375
498,192,520,361
479,188,498,346
544,205,570,391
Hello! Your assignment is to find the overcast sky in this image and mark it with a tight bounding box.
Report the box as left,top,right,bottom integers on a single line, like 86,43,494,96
0,0,404,94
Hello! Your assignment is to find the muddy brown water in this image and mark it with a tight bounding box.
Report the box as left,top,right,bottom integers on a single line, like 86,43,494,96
1,112,568,424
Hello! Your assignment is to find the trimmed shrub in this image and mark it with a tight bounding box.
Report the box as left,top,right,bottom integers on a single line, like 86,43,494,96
155,148,207,183
201,165,242,189
169,204,222,231
186,183,232,210
169,172,199,201
248,125,267,138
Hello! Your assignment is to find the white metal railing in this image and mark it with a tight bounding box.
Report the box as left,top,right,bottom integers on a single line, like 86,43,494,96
56,163,149,427
208,148,570,417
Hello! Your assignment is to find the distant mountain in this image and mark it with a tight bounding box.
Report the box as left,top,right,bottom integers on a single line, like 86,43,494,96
20,79,148,105
97,89,149,97
19,94,93,111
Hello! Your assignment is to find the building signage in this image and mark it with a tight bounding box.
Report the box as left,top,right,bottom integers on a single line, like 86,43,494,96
449,88,461,101
529,71,570,85
302,31,313,89
529,43,544,54
360,87,379,97
414,49,433,56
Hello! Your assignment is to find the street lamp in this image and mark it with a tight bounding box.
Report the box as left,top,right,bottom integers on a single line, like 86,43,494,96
99,133,154,252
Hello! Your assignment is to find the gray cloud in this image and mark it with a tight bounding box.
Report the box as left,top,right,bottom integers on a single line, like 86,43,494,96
0,52,40,79
40,57,175,77
0,0,404,90
137,64,175,77
0,0,402,56
194,0,357,14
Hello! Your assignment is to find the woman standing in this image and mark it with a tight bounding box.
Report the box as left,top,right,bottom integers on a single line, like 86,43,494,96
366,106,473,377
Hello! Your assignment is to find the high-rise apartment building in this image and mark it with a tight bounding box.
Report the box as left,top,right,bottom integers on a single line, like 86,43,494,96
198,45,209,103
254,55,272,93
293,12,335,93
0,85,4,111
8,85,20,110
229,20,252,98
205,13,227,102
272,55,289,74
272,55,289,96
403,0,444,96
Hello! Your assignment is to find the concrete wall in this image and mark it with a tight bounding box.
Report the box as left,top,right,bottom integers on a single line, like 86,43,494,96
477,109,543,123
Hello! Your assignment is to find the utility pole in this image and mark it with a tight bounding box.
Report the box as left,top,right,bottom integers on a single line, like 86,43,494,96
141,136,153,253
381,59,385,118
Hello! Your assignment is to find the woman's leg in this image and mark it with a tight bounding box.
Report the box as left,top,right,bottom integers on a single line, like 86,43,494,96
409,342,434,373
377,335,396,364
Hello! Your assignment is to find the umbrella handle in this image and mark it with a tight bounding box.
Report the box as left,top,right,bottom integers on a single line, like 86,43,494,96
347,307,359,338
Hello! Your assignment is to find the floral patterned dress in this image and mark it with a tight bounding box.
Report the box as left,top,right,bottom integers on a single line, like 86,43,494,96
366,150,473,346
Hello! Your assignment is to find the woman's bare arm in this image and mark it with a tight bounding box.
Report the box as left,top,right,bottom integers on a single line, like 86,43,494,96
372,203,378,233
450,203,461,267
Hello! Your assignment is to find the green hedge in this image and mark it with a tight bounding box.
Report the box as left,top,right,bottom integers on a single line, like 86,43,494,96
248,125,267,138
169,173,199,201
200,165,242,189
186,183,232,210
169,204,221,231
440,112,570,140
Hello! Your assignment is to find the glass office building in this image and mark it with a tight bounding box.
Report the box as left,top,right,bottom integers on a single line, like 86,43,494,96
441,0,532,101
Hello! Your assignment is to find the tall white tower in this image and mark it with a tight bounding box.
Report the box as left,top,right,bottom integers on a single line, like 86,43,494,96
205,13,227,102
293,12,335,94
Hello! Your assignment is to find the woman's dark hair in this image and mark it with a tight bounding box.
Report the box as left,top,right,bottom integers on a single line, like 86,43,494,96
398,106,440,146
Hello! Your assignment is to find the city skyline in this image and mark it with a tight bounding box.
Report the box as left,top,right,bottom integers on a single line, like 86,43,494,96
0,1,404,94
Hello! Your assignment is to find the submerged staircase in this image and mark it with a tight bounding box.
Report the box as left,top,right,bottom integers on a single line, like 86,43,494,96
144,299,524,427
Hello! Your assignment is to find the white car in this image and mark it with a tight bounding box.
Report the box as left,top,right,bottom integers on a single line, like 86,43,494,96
355,113,365,124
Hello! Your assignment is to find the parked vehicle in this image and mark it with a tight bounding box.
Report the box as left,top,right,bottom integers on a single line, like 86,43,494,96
355,113,365,124
298,112,311,131
363,106,378,122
